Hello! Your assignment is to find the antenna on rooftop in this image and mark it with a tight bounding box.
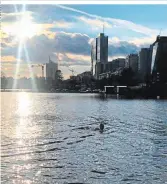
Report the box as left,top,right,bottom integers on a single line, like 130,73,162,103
158,28,162,37
103,22,105,34
159,28,162,36
157,28,162,41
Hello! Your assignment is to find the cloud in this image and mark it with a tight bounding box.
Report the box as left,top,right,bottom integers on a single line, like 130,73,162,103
2,4,164,78
53,32,90,55
1,56,18,62
53,20,73,28
1,31,91,65
1,8,74,41
57,5,159,37
1,30,141,66
59,53,91,66
108,41,139,57
1,11,33,22
78,16,112,30
128,36,156,47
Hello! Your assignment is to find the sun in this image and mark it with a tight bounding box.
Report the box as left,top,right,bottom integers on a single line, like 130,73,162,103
3,13,41,40
15,14,41,39
16,15,38,39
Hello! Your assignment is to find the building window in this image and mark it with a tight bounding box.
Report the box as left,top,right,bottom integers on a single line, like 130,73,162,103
151,43,158,73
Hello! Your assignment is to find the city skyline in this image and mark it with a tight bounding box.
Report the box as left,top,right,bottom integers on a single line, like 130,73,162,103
1,4,167,79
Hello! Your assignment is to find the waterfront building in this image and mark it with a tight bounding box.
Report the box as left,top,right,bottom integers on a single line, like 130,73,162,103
76,71,92,86
151,36,167,83
126,54,139,73
77,71,92,79
45,57,58,80
91,33,108,79
138,48,151,81
107,58,126,72
99,68,124,80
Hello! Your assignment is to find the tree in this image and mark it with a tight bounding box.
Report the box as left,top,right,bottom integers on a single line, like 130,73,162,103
119,67,135,86
55,70,63,81
1,76,7,90
54,70,63,88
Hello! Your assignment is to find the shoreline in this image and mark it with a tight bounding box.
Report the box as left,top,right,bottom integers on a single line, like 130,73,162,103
1,90,167,100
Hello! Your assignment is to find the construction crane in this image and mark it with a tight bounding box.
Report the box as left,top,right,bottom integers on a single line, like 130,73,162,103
56,52,77,76
68,67,77,76
31,64,45,78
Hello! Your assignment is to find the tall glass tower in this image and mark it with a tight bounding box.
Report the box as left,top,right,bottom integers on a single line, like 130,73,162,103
91,33,108,79
151,36,167,83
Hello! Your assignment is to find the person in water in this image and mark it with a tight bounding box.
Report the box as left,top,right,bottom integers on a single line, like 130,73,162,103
100,123,104,132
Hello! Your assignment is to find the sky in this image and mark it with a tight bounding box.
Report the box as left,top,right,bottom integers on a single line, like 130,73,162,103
1,4,167,79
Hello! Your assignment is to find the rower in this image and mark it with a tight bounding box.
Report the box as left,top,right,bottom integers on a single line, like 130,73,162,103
100,123,104,132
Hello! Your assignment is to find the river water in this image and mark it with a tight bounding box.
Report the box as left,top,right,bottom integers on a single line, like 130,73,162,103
1,92,167,184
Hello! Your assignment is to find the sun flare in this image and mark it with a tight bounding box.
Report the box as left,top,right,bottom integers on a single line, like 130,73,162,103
3,13,41,40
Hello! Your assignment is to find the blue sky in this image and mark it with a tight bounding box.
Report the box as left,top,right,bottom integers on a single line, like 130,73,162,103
1,4,167,78
68,5,167,29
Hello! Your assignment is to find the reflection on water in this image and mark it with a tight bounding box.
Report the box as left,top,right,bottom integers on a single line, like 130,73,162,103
17,92,31,116
1,92,167,184
16,93,31,140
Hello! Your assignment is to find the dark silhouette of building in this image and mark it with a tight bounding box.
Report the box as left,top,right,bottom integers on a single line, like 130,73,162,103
107,58,126,72
126,54,139,73
138,48,151,82
151,36,167,83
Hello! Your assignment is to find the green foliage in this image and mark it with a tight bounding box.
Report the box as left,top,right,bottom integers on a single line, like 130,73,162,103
55,70,63,82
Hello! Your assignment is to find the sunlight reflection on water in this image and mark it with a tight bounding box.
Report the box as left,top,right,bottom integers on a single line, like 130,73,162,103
1,92,167,184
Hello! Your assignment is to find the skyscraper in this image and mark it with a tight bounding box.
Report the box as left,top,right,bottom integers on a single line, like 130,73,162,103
45,57,58,80
91,33,108,79
151,36,167,83
139,48,151,81
107,58,126,72
126,54,139,73
96,33,108,64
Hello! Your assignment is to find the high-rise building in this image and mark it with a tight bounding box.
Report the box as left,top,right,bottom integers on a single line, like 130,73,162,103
91,33,108,79
138,48,151,81
151,36,167,83
126,54,139,73
91,40,97,76
45,57,58,80
96,33,108,64
107,58,126,72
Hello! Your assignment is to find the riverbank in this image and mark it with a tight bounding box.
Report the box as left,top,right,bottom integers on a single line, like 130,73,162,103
1,85,167,99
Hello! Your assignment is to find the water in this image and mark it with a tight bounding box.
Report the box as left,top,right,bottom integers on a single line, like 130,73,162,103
1,92,167,184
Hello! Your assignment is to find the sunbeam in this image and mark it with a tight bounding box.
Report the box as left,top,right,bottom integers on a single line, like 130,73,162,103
12,4,38,90
23,44,37,91
12,4,25,89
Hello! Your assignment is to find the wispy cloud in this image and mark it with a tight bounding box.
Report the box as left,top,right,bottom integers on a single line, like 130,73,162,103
78,16,112,30
57,5,159,37
2,11,33,22
53,20,73,28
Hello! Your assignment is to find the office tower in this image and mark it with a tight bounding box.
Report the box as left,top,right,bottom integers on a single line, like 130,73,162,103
151,36,167,83
91,33,108,79
45,57,58,80
126,54,139,73
139,48,151,81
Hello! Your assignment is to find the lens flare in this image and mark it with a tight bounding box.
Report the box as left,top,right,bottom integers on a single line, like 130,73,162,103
12,4,37,90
